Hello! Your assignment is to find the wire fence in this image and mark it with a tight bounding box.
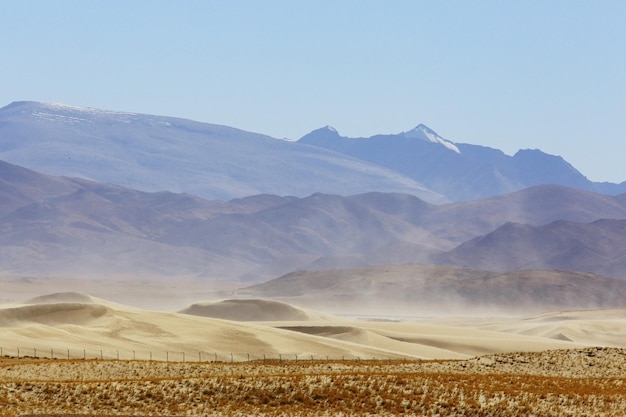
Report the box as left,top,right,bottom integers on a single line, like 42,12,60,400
0,346,409,363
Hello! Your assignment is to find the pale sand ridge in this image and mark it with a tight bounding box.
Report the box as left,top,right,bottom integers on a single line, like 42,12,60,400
180,298,337,321
26,291,96,304
465,309,626,347
0,294,431,360
5,292,623,360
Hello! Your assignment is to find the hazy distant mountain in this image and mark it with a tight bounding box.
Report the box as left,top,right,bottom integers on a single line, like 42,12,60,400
5,100,626,312
0,159,446,280
0,160,253,278
4,101,623,204
419,184,626,244
298,125,626,201
0,101,443,203
239,264,626,314
2,157,626,281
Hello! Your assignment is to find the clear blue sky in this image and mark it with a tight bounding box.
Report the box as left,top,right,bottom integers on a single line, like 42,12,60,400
2,0,625,182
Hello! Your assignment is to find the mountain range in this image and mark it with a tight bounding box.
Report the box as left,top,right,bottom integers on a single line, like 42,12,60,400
2,100,626,313
299,124,626,201
0,101,442,203
1,156,626,284
2,101,625,204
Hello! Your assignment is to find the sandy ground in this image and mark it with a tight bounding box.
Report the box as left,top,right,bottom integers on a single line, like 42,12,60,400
2,291,626,362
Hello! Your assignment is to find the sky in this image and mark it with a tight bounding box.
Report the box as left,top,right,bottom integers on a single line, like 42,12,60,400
1,0,625,182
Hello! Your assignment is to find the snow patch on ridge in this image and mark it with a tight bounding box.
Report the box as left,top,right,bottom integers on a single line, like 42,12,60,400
40,101,138,117
404,124,461,154
26,101,140,126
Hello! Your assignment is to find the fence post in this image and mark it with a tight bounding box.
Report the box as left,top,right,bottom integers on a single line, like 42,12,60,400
166,351,169,362
83,349,86,360
230,353,233,363
182,352,185,363
133,351,136,360
34,348,37,358
117,350,119,360
67,348,70,360
51,348,54,359
150,351,152,361
214,353,217,362
295,354,298,363
199,352,201,362
247,353,250,362
17,347,20,358
100,350,103,360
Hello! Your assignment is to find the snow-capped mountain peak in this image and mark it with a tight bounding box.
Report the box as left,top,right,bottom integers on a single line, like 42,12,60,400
0,101,445,203
404,124,461,154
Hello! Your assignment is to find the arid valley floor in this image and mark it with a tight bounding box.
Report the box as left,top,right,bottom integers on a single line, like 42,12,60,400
3,348,626,416
3,289,626,416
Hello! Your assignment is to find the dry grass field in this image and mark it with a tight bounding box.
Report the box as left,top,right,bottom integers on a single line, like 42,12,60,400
2,347,626,416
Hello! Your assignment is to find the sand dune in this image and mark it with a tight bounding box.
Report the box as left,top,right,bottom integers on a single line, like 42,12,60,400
0,303,108,327
180,298,336,321
0,296,420,360
274,321,578,359
2,294,626,361
465,309,626,347
26,291,96,304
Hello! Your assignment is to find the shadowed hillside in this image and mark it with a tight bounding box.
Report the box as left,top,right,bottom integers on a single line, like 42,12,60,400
437,219,626,278
240,264,626,315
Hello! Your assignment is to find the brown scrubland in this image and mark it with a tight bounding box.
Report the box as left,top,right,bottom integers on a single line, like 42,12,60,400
2,347,626,416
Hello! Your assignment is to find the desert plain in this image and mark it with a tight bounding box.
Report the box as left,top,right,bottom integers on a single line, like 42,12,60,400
2,282,626,416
